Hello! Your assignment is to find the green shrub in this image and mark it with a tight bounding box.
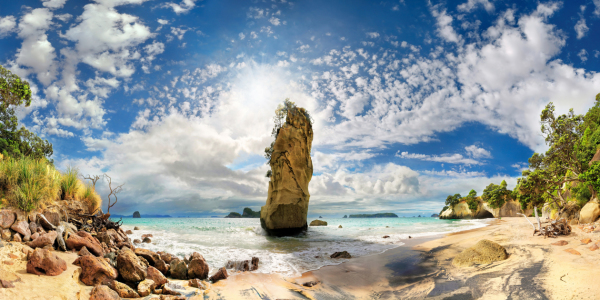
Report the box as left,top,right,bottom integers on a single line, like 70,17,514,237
0,157,60,212
79,183,101,214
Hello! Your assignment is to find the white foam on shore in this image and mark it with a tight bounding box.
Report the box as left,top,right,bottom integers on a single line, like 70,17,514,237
123,218,491,277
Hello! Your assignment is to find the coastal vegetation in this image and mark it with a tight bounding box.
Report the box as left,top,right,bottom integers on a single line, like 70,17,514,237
0,65,102,213
441,94,600,222
349,213,398,218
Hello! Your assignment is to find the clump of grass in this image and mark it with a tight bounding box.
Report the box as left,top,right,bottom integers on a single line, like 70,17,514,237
60,166,80,200
79,183,101,214
0,157,61,212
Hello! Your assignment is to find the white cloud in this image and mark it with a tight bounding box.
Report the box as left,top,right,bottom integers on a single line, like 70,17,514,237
575,6,588,39
465,145,491,159
0,16,16,36
398,151,481,165
15,8,57,86
170,27,187,40
239,32,245,40
162,0,197,14
594,0,600,16
42,0,68,9
269,17,281,26
366,32,380,38
457,0,494,13
55,13,72,22
579,49,588,63
430,6,461,44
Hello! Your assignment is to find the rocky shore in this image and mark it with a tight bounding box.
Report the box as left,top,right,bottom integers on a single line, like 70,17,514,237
0,205,260,299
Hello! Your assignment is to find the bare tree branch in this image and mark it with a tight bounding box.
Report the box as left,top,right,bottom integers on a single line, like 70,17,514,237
104,174,124,214
83,174,102,188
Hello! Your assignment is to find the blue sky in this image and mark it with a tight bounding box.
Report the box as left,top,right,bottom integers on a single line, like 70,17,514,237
1,0,600,217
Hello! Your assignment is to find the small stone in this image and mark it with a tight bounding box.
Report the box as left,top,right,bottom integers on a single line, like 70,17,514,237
126,230,133,235
330,251,351,259
383,235,390,238
12,233,21,243
209,267,228,283
142,237,151,243
1,229,10,241
160,295,186,300
589,244,599,251
3,261,13,265
564,248,581,255
134,226,140,230
162,282,184,295
303,281,319,287
189,278,207,289
78,246,93,256
107,280,140,298
581,238,592,245
133,239,141,244
552,240,569,246
8,254,18,259
142,234,153,239
338,225,342,228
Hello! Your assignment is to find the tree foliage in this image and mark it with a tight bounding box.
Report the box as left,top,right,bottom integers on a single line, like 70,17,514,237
0,65,52,160
465,189,478,211
481,181,509,209
445,193,461,208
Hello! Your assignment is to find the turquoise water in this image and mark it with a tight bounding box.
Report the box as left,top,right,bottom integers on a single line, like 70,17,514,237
120,217,489,277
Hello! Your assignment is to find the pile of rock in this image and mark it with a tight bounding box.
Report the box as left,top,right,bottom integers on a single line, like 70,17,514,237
0,206,261,297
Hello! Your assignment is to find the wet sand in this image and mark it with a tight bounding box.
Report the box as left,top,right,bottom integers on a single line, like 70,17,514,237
3,217,600,299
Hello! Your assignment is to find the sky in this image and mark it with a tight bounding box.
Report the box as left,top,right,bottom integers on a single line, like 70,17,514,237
1,0,600,218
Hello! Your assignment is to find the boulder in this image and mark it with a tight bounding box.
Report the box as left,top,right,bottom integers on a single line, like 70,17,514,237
452,239,508,267
73,255,118,286
10,220,31,238
107,280,140,298
30,232,39,241
126,230,133,235
188,252,209,279
147,266,168,287
134,248,160,266
89,285,120,300
189,278,207,289
169,259,188,280
12,233,21,242
142,234,153,239
160,252,176,264
29,222,38,234
155,258,169,275
26,248,67,276
142,237,151,243
209,267,228,283
78,246,93,256
0,210,16,229
104,251,117,267
309,220,327,226
42,211,61,227
66,231,103,256
225,257,259,272
138,279,155,297
1,229,11,240
133,239,141,244
579,199,600,224
162,282,184,295
330,251,351,259
116,248,148,282
260,104,313,236
134,226,140,230
27,231,57,249
338,225,342,228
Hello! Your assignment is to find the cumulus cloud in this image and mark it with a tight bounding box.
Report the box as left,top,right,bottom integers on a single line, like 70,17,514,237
0,16,16,36
575,6,589,39
457,0,494,13
15,8,57,86
430,6,461,43
465,145,491,159
269,17,281,26
162,0,197,14
42,0,68,9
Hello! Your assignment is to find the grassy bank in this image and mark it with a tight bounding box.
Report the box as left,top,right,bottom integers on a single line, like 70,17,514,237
0,156,101,213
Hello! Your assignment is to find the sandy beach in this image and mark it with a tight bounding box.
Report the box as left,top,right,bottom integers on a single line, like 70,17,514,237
2,217,599,299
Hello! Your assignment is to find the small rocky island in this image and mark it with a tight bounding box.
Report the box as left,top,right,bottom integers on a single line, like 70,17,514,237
349,213,398,218
260,100,314,236
225,208,261,218
133,211,141,218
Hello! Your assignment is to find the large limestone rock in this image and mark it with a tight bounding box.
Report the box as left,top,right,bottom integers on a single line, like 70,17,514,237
73,255,118,286
452,239,508,267
260,106,313,236
579,198,600,224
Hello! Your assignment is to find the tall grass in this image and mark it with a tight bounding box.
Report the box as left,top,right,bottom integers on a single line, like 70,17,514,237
60,166,80,200
0,157,61,212
0,158,101,213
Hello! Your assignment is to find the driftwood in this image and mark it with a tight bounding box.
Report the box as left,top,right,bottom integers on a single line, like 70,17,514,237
518,208,571,238
71,212,122,232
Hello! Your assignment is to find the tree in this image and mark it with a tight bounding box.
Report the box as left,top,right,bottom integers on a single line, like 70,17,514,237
0,65,52,160
481,182,509,209
445,193,462,208
83,174,102,188
104,174,124,214
465,189,478,211
0,65,31,107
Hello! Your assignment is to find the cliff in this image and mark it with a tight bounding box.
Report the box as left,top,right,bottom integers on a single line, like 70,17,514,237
260,105,313,236
440,197,531,219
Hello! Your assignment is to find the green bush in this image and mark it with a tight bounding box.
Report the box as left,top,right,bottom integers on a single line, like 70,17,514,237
60,166,80,200
482,181,509,209
0,157,60,212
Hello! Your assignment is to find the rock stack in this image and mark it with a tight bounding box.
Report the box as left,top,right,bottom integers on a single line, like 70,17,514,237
260,105,314,236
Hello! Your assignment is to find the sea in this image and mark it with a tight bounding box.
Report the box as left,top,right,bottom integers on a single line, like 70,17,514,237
120,217,490,277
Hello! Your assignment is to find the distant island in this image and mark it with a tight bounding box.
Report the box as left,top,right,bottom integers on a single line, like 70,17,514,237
225,207,261,218
343,215,347,218
431,213,439,218
110,214,172,218
133,211,141,218
349,213,398,218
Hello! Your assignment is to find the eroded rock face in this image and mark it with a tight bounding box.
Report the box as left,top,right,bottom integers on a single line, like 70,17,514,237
26,248,67,276
89,285,120,300
260,106,313,236
209,267,228,283
116,248,148,282
73,255,118,286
